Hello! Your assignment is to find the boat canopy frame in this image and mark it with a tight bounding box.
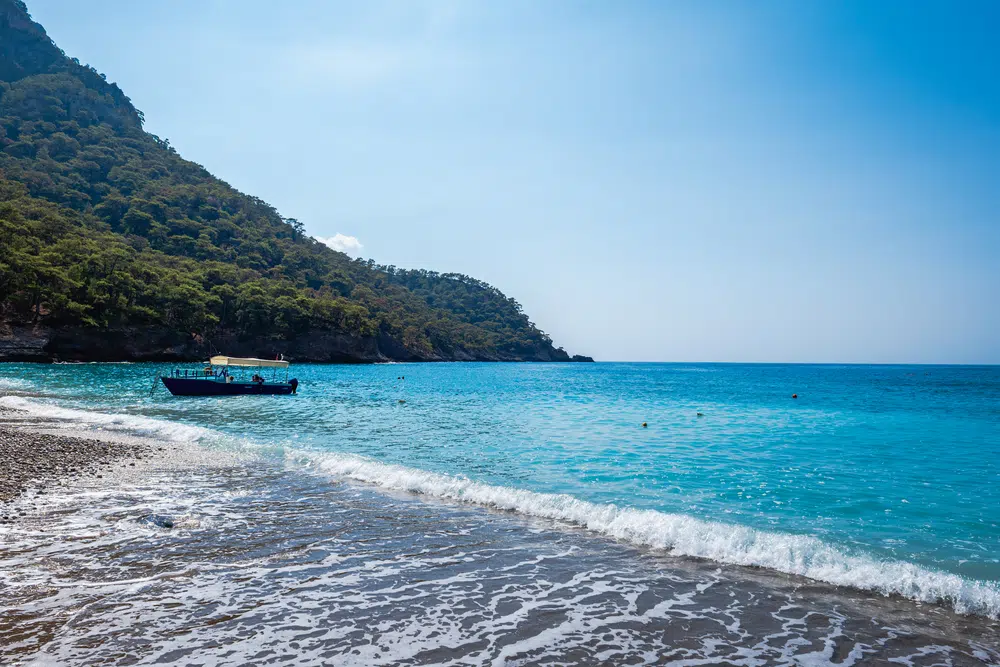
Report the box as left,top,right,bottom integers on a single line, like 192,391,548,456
209,356,288,369
165,356,293,383
208,356,288,383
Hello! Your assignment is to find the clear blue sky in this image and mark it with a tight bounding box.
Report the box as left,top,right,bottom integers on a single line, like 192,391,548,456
29,1,1000,363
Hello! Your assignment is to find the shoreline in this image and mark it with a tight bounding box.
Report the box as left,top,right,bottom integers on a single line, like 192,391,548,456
0,393,998,664
3,393,1000,622
1,430,997,665
0,324,593,364
0,357,595,365
0,392,997,622
0,418,154,508
0,404,242,511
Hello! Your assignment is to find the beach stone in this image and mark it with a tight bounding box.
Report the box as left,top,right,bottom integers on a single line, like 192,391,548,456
147,515,174,529
0,424,151,504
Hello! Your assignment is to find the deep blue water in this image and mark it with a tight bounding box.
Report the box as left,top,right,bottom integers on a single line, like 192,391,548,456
2,362,999,615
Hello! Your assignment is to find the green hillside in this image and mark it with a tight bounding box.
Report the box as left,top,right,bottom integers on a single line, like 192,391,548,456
0,0,586,362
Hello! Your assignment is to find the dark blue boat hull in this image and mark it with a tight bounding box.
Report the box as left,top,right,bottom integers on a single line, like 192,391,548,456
161,377,298,396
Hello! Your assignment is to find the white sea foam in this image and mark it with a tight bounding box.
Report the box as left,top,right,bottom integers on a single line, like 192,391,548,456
4,393,997,619
293,448,1000,619
0,376,31,391
0,395,218,445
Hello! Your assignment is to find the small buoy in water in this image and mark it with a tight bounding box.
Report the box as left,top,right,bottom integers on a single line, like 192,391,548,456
792,394,798,399
642,422,647,428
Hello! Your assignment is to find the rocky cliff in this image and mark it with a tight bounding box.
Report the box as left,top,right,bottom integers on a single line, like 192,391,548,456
0,324,583,363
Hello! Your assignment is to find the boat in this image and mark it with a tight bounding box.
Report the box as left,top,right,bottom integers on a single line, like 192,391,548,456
160,356,298,396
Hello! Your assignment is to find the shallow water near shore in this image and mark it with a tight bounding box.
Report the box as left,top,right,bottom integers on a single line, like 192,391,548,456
2,459,998,665
1,362,999,663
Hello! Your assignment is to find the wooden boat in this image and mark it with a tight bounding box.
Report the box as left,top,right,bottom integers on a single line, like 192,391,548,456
160,356,298,396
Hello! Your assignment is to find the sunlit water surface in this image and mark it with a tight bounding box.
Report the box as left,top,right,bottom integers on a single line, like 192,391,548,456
1,362,998,664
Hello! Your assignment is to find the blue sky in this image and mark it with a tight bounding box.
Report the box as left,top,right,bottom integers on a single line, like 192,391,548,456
30,1,1000,363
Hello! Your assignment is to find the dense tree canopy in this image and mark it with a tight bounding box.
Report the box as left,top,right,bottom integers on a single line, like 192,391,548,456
0,0,573,361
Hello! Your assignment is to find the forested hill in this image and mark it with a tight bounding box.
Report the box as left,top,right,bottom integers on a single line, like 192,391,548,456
0,0,590,363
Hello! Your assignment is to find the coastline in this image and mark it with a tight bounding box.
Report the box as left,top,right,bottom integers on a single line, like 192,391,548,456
0,391,998,664
0,403,245,510
0,324,594,364
2,385,1000,622
0,418,153,507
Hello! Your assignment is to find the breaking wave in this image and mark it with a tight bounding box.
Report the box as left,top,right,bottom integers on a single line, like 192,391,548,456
0,395,219,445
3,393,998,619
0,377,32,391
293,448,1000,619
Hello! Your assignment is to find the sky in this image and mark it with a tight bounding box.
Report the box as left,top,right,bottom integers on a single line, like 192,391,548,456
28,1,1000,363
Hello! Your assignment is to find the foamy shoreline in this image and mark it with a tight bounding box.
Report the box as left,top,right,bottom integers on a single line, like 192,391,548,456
295,447,1000,620
0,402,245,513
0,408,155,507
2,391,999,623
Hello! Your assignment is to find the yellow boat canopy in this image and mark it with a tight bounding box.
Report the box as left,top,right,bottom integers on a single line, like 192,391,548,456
209,355,289,369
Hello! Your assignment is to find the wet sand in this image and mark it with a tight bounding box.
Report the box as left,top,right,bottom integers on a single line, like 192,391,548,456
1,403,998,665
2,459,998,665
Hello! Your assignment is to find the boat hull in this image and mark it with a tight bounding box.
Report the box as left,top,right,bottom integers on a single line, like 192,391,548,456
161,377,297,396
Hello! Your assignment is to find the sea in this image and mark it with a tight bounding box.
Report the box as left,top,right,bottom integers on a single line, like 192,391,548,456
0,362,998,665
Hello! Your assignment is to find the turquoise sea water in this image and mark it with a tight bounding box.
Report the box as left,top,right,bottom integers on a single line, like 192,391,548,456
2,362,999,616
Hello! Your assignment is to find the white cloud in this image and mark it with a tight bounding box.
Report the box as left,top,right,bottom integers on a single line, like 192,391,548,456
316,233,364,256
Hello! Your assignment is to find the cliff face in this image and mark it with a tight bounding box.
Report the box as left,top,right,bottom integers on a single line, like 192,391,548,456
0,324,576,363
0,1,592,364
0,324,382,363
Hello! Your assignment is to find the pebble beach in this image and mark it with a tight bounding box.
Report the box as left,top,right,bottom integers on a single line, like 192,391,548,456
0,420,153,507
2,365,999,665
